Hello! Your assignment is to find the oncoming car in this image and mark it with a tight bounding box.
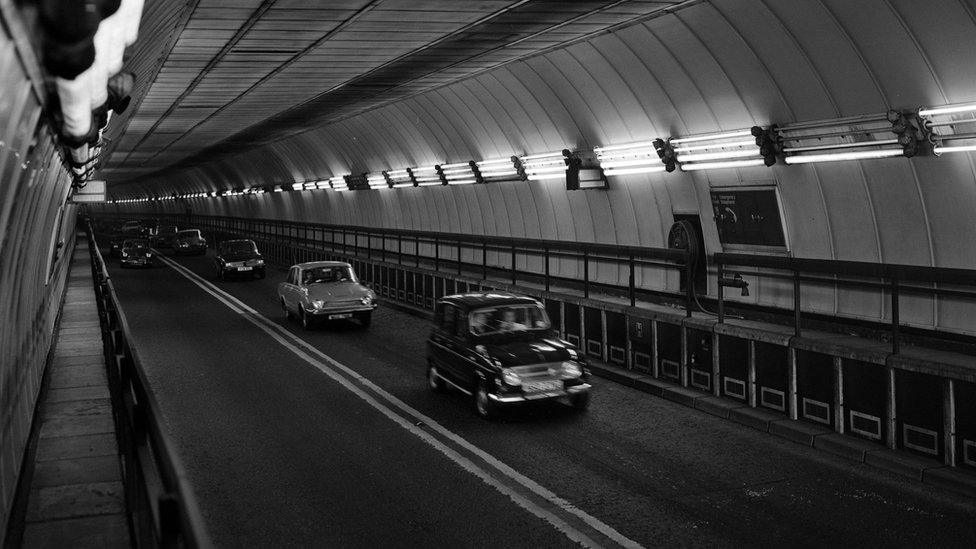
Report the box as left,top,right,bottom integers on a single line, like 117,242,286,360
277,261,377,329
214,239,265,280
119,239,154,268
173,229,207,255
426,293,592,419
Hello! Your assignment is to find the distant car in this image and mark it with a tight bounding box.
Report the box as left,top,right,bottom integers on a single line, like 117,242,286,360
153,224,178,247
119,239,154,268
108,233,125,258
214,239,265,280
173,229,207,255
119,220,144,236
277,261,377,329
426,293,591,420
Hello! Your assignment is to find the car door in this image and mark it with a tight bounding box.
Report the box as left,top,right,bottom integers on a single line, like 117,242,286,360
282,267,300,311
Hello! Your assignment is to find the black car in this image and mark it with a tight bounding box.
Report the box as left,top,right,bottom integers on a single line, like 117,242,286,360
426,293,591,419
214,239,265,280
172,229,207,255
119,239,154,268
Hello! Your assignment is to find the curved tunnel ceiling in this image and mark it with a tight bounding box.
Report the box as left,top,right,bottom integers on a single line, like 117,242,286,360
101,0,695,185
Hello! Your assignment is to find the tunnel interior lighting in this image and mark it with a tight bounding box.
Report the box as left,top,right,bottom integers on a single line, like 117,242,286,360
519,151,567,181
777,112,918,164
918,102,976,156
410,165,443,186
594,141,666,176
669,129,766,171
366,173,387,190
475,157,519,182
440,162,476,185
385,168,413,188
329,175,349,191
783,149,906,164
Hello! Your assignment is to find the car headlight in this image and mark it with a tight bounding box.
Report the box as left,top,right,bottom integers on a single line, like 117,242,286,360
501,368,521,386
121,252,128,258
361,295,373,305
146,253,153,258
311,300,325,309
561,361,583,378
246,259,264,267
178,242,188,247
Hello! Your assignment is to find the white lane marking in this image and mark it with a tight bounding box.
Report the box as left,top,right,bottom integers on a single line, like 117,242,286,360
156,254,643,549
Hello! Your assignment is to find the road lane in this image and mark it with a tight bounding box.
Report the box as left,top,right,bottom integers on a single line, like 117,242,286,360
105,246,976,548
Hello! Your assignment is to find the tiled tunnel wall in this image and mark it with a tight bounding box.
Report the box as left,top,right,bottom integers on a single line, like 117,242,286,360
0,23,77,535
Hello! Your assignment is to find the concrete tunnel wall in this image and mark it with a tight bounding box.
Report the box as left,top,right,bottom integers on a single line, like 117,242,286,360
107,0,976,336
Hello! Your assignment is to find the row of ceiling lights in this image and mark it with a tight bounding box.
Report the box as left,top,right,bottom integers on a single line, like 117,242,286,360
112,101,976,203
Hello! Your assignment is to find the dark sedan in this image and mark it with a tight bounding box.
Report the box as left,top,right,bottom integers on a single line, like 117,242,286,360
119,239,154,268
426,293,591,419
214,239,265,280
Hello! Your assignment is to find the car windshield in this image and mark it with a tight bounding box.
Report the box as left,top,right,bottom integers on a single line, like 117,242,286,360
123,240,148,250
224,241,258,254
469,304,551,336
177,230,200,238
160,226,177,233
302,266,356,284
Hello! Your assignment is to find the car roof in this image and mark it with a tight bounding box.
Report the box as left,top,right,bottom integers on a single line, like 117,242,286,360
294,261,351,269
221,239,254,244
438,292,540,310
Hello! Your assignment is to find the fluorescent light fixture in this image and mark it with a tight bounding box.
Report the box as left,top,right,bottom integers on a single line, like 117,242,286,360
933,144,976,155
603,166,666,176
670,129,753,145
783,139,899,153
680,159,766,171
676,149,759,162
449,178,476,185
673,139,755,153
520,151,564,161
594,141,657,154
600,159,660,169
329,175,349,191
783,149,904,164
367,173,387,189
919,103,976,117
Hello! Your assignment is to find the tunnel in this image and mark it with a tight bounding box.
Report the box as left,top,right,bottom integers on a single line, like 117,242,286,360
2,0,976,547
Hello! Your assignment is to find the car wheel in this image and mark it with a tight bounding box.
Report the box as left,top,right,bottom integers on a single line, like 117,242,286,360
358,312,372,328
281,298,293,320
569,392,591,412
300,308,314,330
427,362,445,393
474,383,497,420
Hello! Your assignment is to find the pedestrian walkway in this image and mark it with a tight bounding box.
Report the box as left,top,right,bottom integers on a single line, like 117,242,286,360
14,234,130,548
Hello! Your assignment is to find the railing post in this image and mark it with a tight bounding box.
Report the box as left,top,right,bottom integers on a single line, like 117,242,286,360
793,269,802,337
583,250,589,299
511,244,517,286
457,240,462,275
891,278,900,354
545,247,551,293
628,254,635,307
482,241,487,280
434,236,440,271
717,262,725,323
684,258,692,317
415,236,420,267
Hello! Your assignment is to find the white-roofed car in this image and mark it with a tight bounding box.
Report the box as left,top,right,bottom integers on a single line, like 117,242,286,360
277,261,377,329
173,229,207,255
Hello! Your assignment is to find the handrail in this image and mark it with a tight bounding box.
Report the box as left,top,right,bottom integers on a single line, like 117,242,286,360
107,212,694,313
84,219,213,549
714,252,976,353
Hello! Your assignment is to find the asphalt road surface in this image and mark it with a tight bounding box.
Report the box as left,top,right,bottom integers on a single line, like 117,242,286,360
103,245,976,548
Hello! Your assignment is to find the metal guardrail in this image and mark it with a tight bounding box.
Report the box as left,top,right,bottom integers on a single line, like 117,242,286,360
149,212,694,314
714,253,976,353
84,219,213,548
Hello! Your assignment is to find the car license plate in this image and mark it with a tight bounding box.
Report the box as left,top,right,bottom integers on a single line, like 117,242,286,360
522,380,562,393
237,266,252,271
328,313,352,320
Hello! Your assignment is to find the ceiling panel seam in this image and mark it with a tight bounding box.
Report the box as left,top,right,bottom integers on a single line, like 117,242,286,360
125,0,279,164
135,0,387,170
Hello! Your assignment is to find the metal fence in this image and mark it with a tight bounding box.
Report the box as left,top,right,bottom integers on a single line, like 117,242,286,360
85,219,212,548
715,253,976,353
